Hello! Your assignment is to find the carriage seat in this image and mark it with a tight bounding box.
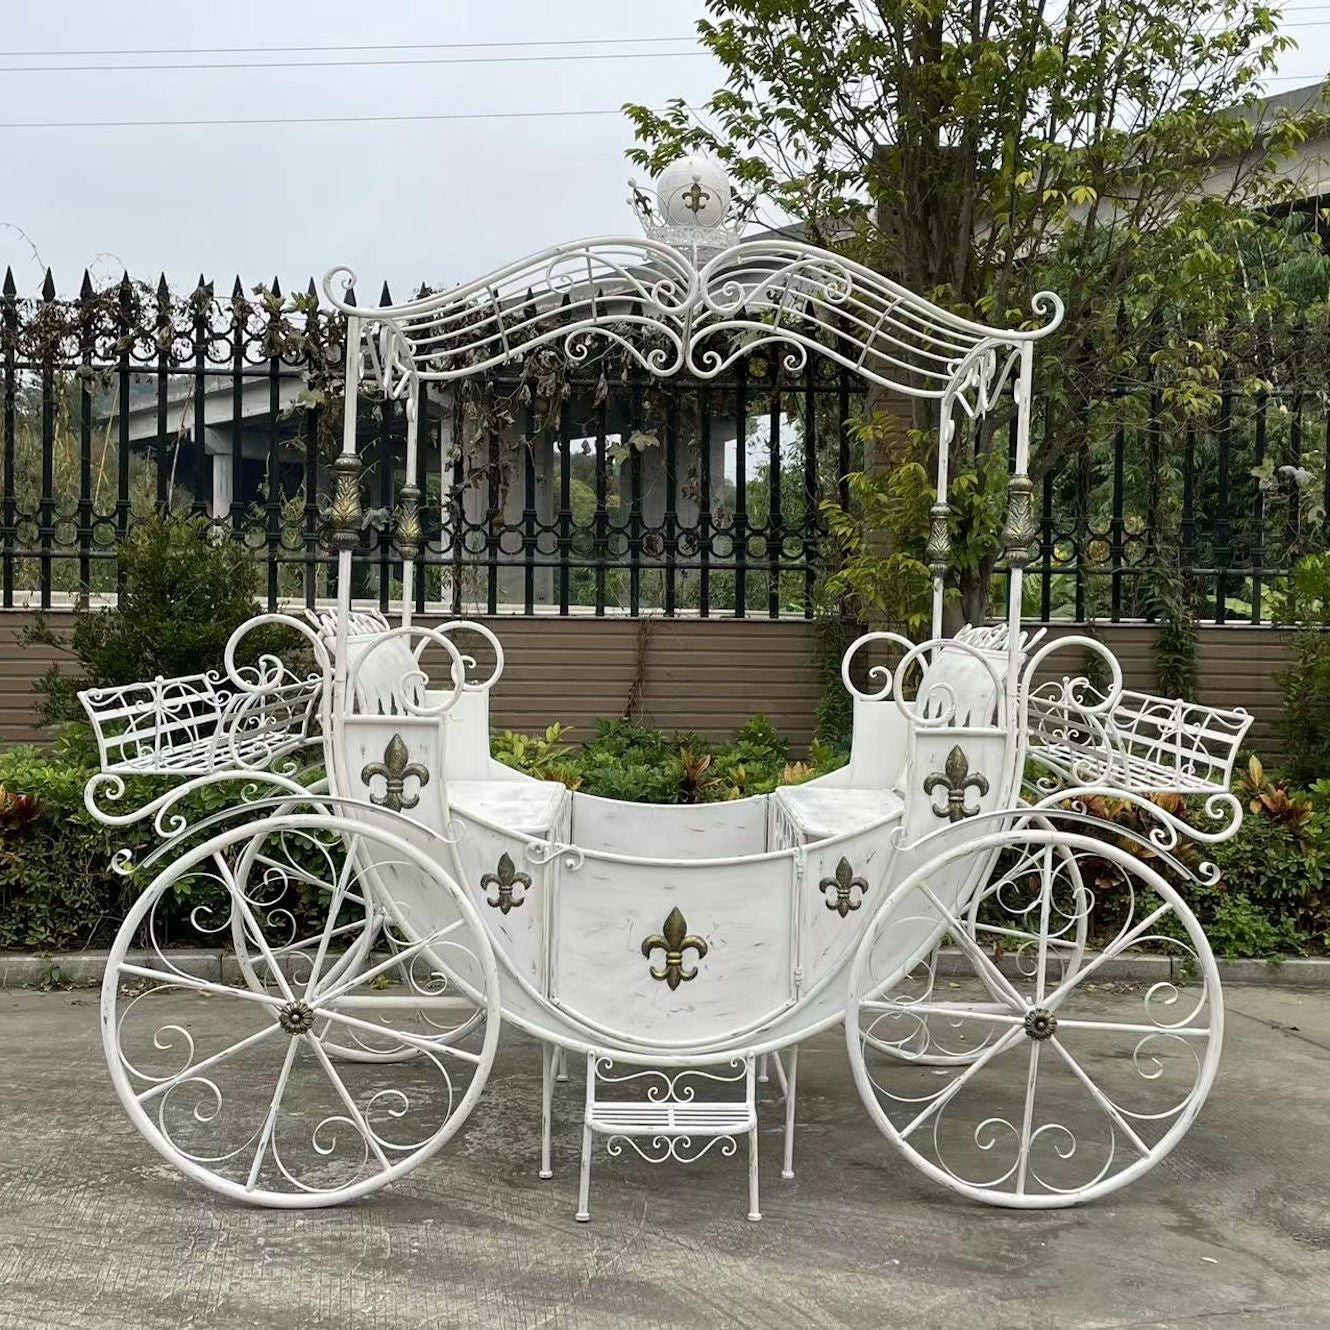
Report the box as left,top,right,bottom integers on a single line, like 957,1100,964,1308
444,778,568,836
772,625,1043,845
307,608,567,835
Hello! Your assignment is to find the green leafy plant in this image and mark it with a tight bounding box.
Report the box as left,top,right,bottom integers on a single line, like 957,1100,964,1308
494,714,839,805
27,513,276,726
820,458,935,637
1064,759,1329,957
1278,554,1330,787
627,0,1330,624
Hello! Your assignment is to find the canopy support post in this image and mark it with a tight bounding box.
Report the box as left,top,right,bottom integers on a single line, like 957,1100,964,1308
330,313,364,718
1002,341,1037,731
397,395,422,631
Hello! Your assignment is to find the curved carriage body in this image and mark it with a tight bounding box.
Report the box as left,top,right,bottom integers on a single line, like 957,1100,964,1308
80,195,1254,1212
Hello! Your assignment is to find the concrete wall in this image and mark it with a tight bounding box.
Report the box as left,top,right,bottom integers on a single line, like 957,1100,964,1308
0,610,1293,758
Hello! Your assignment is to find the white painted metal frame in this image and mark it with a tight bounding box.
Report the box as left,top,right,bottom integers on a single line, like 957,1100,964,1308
80,205,1256,1216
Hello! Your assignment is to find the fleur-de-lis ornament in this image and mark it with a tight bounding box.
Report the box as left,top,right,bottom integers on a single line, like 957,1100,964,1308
482,852,531,915
820,856,869,918
640,906,708,991
360,733,430,812
922,744,989,823
681,180,710,215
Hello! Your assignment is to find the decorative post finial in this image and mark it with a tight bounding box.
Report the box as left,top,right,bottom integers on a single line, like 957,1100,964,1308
1000,474,1037,568
328,452,364,551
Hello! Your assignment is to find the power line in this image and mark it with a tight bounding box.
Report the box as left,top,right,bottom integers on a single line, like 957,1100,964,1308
0,35,696,58
0,49,704,75
0,107,650,131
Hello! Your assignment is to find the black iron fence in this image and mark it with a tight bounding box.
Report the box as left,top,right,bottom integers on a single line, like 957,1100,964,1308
1,269,1327,621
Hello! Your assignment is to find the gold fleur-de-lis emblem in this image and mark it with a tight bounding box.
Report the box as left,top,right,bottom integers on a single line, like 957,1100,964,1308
360,733,430,812
681,180,710,215
820,856,869,918
481,852,531,915
922,744,989,822
640,906,708,991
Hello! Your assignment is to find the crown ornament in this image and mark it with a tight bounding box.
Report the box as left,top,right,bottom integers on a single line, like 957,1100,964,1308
627,153,754,257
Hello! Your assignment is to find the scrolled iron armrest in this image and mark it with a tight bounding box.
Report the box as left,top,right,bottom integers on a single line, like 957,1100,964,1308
1019,634,1125,717
1029,784,1244,850
415,618,506,693
223,614,332,695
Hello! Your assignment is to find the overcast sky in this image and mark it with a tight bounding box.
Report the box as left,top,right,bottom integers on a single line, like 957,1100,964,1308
0,0,1326,299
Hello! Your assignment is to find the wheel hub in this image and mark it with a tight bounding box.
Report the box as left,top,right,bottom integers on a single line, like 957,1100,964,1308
1023,1007,1057,1041
277,999,316,1036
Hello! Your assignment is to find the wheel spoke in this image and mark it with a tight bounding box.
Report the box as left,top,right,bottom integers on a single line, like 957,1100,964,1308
1015,1038,1041,1196
315,1007,483,1064
301,834,364,995
860,998,1023,1024
117,963,287,1008
1055,1018,1211,1038
306,1038,392,1172
267,919,370,956
970,922,1081,949
1033,845,1054,1004
244,1037,300,1192
311,918,467,1003
916,880,1028,1009
896,1026,1024,1140
1047,1037,1152,1157
134,1022,283,1104
219,859,299,1004
1043,903,1173,1010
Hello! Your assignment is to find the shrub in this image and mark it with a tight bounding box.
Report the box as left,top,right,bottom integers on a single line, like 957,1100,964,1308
1277,554,1330,788
0,741,141,951
29,514,269,725
493,715,834,804
1066,758,1329,958
1281,631,1330,788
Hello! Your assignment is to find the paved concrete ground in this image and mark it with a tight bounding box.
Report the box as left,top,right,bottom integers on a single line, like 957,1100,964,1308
1,985,1328,1329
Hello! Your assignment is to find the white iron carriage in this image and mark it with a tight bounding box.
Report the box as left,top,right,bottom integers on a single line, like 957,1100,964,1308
81,168,1253,1215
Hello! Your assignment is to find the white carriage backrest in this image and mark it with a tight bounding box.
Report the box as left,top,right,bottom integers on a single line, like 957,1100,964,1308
306,609,500,781
915,624,1047,728
846,695,910,790
307,608,424,714
840,625,1042,791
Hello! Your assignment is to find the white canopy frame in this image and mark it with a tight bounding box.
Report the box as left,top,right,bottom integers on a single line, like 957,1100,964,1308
320,235,1063,715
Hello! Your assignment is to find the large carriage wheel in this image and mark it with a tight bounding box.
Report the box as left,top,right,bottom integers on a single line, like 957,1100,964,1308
225,813,485,1064
846,830,1222,1207
103,813,500,1207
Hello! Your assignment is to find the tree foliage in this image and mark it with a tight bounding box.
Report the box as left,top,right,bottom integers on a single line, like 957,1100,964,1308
626,1,1330,624
627,1,1322,341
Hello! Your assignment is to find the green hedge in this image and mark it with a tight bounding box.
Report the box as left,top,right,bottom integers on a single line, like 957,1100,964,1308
1,720,1326,960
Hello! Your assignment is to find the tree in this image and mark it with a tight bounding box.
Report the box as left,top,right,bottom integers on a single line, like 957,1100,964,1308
625,1,1329,623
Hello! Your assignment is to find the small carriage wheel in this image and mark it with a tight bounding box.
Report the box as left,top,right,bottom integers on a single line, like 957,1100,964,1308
866,834,1091,1069
845,830,1222,1208
102,813,501,1208
226,816,485,1064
